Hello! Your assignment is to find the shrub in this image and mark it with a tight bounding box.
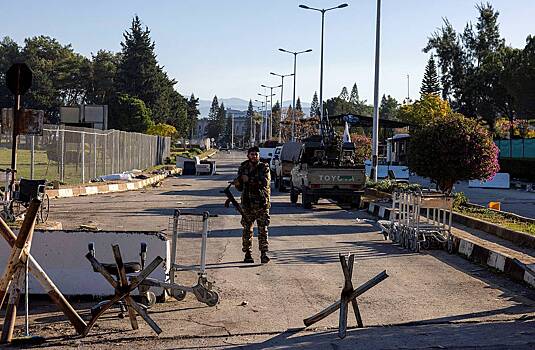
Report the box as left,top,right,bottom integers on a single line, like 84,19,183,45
408,113,499,193
351,134,372,164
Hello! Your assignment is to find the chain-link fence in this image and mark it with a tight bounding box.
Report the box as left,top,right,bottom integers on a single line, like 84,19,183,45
0,125,171,184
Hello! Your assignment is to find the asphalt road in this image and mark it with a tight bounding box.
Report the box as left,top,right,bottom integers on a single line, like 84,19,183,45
34,151,535,349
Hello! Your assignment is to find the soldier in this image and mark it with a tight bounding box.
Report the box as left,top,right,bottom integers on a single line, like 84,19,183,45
234,146,271,264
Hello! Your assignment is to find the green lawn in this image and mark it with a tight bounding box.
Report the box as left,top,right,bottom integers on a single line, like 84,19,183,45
0,147,112,185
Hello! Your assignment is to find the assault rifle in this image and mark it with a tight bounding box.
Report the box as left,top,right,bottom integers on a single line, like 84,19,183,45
221,182,244,216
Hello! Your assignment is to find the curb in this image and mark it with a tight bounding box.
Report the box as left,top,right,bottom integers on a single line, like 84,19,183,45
366,201,535,288
47,168,182,199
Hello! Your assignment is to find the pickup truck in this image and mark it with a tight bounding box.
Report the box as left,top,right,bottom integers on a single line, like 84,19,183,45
274,142,301,191
289,138,366,209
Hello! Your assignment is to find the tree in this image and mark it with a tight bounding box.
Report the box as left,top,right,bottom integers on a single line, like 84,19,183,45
223,112,233,145
420,55,441,96
296,97,302,112
86,50,119,105
206,95,220,138
310,92,320,118
115,16,163,116
424,18,466,102
215,102,230,140
108,93,154,132
20,35,88,121
0,37,21,108
379,95,400,120
349,83,360,104
244,99,254,144
398,94,451,126
408,113,499,193
271,101,281,138
146,123,177,138
339,86,349,101
351,134,371,164
186,94,200,139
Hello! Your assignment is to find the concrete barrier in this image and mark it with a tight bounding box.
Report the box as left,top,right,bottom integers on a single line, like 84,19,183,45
0,230,170,297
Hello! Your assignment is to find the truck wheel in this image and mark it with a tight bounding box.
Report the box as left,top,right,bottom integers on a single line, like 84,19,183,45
290,187,298,204
302,193,313,209
278,177,286,192
350,196,361,209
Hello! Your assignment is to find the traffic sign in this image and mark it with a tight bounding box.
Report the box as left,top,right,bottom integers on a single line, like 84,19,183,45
6,63,33,95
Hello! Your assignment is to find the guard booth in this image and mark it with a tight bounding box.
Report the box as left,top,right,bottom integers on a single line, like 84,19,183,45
329,114,412,179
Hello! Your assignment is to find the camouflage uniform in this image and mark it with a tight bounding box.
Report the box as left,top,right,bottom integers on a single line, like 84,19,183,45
235,160,271,253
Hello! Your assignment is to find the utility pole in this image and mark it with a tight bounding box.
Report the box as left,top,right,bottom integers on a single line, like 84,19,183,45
371,0,382,182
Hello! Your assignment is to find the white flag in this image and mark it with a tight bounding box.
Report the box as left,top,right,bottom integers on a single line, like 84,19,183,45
343,122,351,143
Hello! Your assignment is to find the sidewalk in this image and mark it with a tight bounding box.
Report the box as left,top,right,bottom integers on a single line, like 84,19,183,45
47,168,182,199
367,200,535,288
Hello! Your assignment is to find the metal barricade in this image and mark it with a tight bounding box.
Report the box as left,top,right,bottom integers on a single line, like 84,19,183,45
381,188,453,253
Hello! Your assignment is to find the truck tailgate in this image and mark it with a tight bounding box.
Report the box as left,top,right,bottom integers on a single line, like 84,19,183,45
307,168,366,187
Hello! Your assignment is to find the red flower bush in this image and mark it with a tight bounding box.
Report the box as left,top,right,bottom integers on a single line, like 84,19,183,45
408,113,499,193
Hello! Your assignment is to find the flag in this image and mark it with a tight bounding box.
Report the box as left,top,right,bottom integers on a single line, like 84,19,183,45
343,122,351,143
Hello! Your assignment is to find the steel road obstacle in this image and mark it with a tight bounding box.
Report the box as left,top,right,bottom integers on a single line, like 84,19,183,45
84,244,164,336
303,253,389,339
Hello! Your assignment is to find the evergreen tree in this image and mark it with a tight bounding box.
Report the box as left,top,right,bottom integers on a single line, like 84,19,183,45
296,97,302,112
271,101,281,138
349,83,360,104
206,95,220,138
339,86,349,101
310,92,320,117
380,94,400,120
115,16,162,116
244,99,254,144
216,102,227,141
87,50,119,105
224,113,233,145
108,93,154,132
420,55,441,96
187,94,200,139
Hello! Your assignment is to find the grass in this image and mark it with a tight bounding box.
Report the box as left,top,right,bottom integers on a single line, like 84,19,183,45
0,146,157,186
456,206,535,236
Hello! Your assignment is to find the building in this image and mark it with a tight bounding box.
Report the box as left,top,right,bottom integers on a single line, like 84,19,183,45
195,108,251,147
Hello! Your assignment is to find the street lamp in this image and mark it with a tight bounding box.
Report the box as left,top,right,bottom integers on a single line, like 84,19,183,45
254,99,266,142
270,72,294,142
370,0,381,181
279,48,312,141
258,93,274,143
261,84,281,140
299,3,348,131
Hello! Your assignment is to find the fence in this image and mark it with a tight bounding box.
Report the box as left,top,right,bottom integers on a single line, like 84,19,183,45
495,139,535,159
0,124,171,184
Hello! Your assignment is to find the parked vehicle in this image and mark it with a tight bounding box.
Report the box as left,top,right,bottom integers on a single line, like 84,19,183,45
274,142,301,191
269,146,282,179
259,147,275,164
290,119,366,209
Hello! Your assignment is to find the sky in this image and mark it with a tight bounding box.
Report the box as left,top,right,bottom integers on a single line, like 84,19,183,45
1,0,534,107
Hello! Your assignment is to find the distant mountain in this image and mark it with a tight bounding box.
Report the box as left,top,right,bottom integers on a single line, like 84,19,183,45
198,97,310,117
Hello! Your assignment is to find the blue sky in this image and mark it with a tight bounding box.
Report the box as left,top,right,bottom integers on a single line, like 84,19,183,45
1,1,533,106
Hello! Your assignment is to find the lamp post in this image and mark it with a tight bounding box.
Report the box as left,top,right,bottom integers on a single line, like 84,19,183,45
258,93,272,142
270,72,294,142
279,48,312,141
299,3,348,127
371,0,382,181
255,99,266,142
261,84,281,140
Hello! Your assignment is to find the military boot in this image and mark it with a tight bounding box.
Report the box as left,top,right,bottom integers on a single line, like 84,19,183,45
243,251,254,263
260,251,270,264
